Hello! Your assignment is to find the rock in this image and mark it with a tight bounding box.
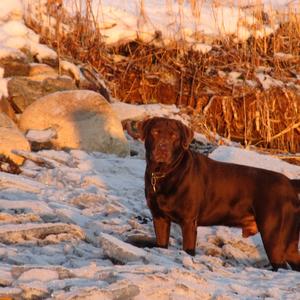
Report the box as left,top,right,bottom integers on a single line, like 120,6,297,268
0,113,30,165
26,128,57,143
0,287,22,299
7,76,77,112
19,90,129,156
106,280,140,300
0,173,46,193
125,233,157,248
0,154,21,174
0,269,13,286
18,268,59,282
12,266,75,280
100,233,147,264
0,212,41,224
17,282,50,300
53,288,111,300
28,63,58,80
0,98,17,123
0,58,30,77
0,223,85,244
0,112,17,128
25,128,57,151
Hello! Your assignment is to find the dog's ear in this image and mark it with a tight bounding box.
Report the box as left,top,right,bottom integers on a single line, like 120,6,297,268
124,118,154,141
179,122,194,149
123,120,141,140
137,118,156,141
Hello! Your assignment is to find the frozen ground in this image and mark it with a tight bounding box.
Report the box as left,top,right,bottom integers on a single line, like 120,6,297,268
0,123,300,299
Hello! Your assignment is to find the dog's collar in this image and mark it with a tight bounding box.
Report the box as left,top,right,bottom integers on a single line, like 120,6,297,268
151,172,165,192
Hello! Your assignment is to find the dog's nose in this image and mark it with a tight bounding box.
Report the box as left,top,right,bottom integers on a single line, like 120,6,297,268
158,142,168,151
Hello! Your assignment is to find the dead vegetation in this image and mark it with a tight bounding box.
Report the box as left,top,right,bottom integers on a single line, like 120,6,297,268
24,0,300,153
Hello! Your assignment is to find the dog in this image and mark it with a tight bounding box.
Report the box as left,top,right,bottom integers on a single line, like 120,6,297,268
127,117,300,271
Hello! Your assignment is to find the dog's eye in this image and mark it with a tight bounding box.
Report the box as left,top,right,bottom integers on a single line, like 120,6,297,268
152,129,159,135
171,133,178,139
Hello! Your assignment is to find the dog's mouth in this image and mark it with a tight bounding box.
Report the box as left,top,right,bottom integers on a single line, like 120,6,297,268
151,149,172,164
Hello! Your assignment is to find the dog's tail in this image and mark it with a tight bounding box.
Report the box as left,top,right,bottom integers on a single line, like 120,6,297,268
291,179,300,194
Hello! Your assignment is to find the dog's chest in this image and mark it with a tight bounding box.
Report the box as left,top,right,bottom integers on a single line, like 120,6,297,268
153,194,186,223
156,194,174,211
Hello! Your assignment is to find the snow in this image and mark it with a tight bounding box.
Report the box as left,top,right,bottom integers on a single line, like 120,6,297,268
0,0,57,79
0,0,300,299
256,73,284,90
0,20,28,37
27,41,58,62
60,60,81,82
210,145,300,179
0,46,26,60
26,128,57,143
0,0,23,23
59,0,297,47
20,0,298,49
112,101,181,121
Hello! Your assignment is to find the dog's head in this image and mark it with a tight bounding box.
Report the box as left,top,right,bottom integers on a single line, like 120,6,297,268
131,117,194,165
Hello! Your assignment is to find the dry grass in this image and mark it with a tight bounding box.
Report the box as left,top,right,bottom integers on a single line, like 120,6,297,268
24,0,300,153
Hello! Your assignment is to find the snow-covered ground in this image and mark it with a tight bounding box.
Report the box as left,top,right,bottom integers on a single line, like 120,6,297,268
1,129,300,299
1,0,300,299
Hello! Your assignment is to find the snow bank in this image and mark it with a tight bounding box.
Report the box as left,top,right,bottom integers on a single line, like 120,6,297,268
23,0,298,49
210,145,300,179
0,0,23,23
61,0,299,47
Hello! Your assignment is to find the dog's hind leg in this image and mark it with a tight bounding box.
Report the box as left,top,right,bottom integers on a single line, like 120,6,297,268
261,235,288,271
285,214,300,271
255,210,288,271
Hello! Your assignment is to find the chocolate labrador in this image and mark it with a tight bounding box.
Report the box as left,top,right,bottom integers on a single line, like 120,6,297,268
129,117,300,271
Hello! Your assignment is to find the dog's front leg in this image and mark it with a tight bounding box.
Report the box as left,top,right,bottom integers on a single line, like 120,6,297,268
181,220,197,256
153,216,171,248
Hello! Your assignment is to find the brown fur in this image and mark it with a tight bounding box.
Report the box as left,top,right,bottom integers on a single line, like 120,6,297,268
135,117,300,271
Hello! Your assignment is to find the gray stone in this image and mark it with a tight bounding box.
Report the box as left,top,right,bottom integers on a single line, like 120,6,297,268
17,282,50,300
0,58,30,77
0,223,85,244
7,76,77,112
29,63,58,80
106,280,140,300
0,287,22,299
100,233,147,264
0,269,13,286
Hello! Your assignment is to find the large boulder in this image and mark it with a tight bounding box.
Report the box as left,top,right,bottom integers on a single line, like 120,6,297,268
19,90,129,156
0,113,30,165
